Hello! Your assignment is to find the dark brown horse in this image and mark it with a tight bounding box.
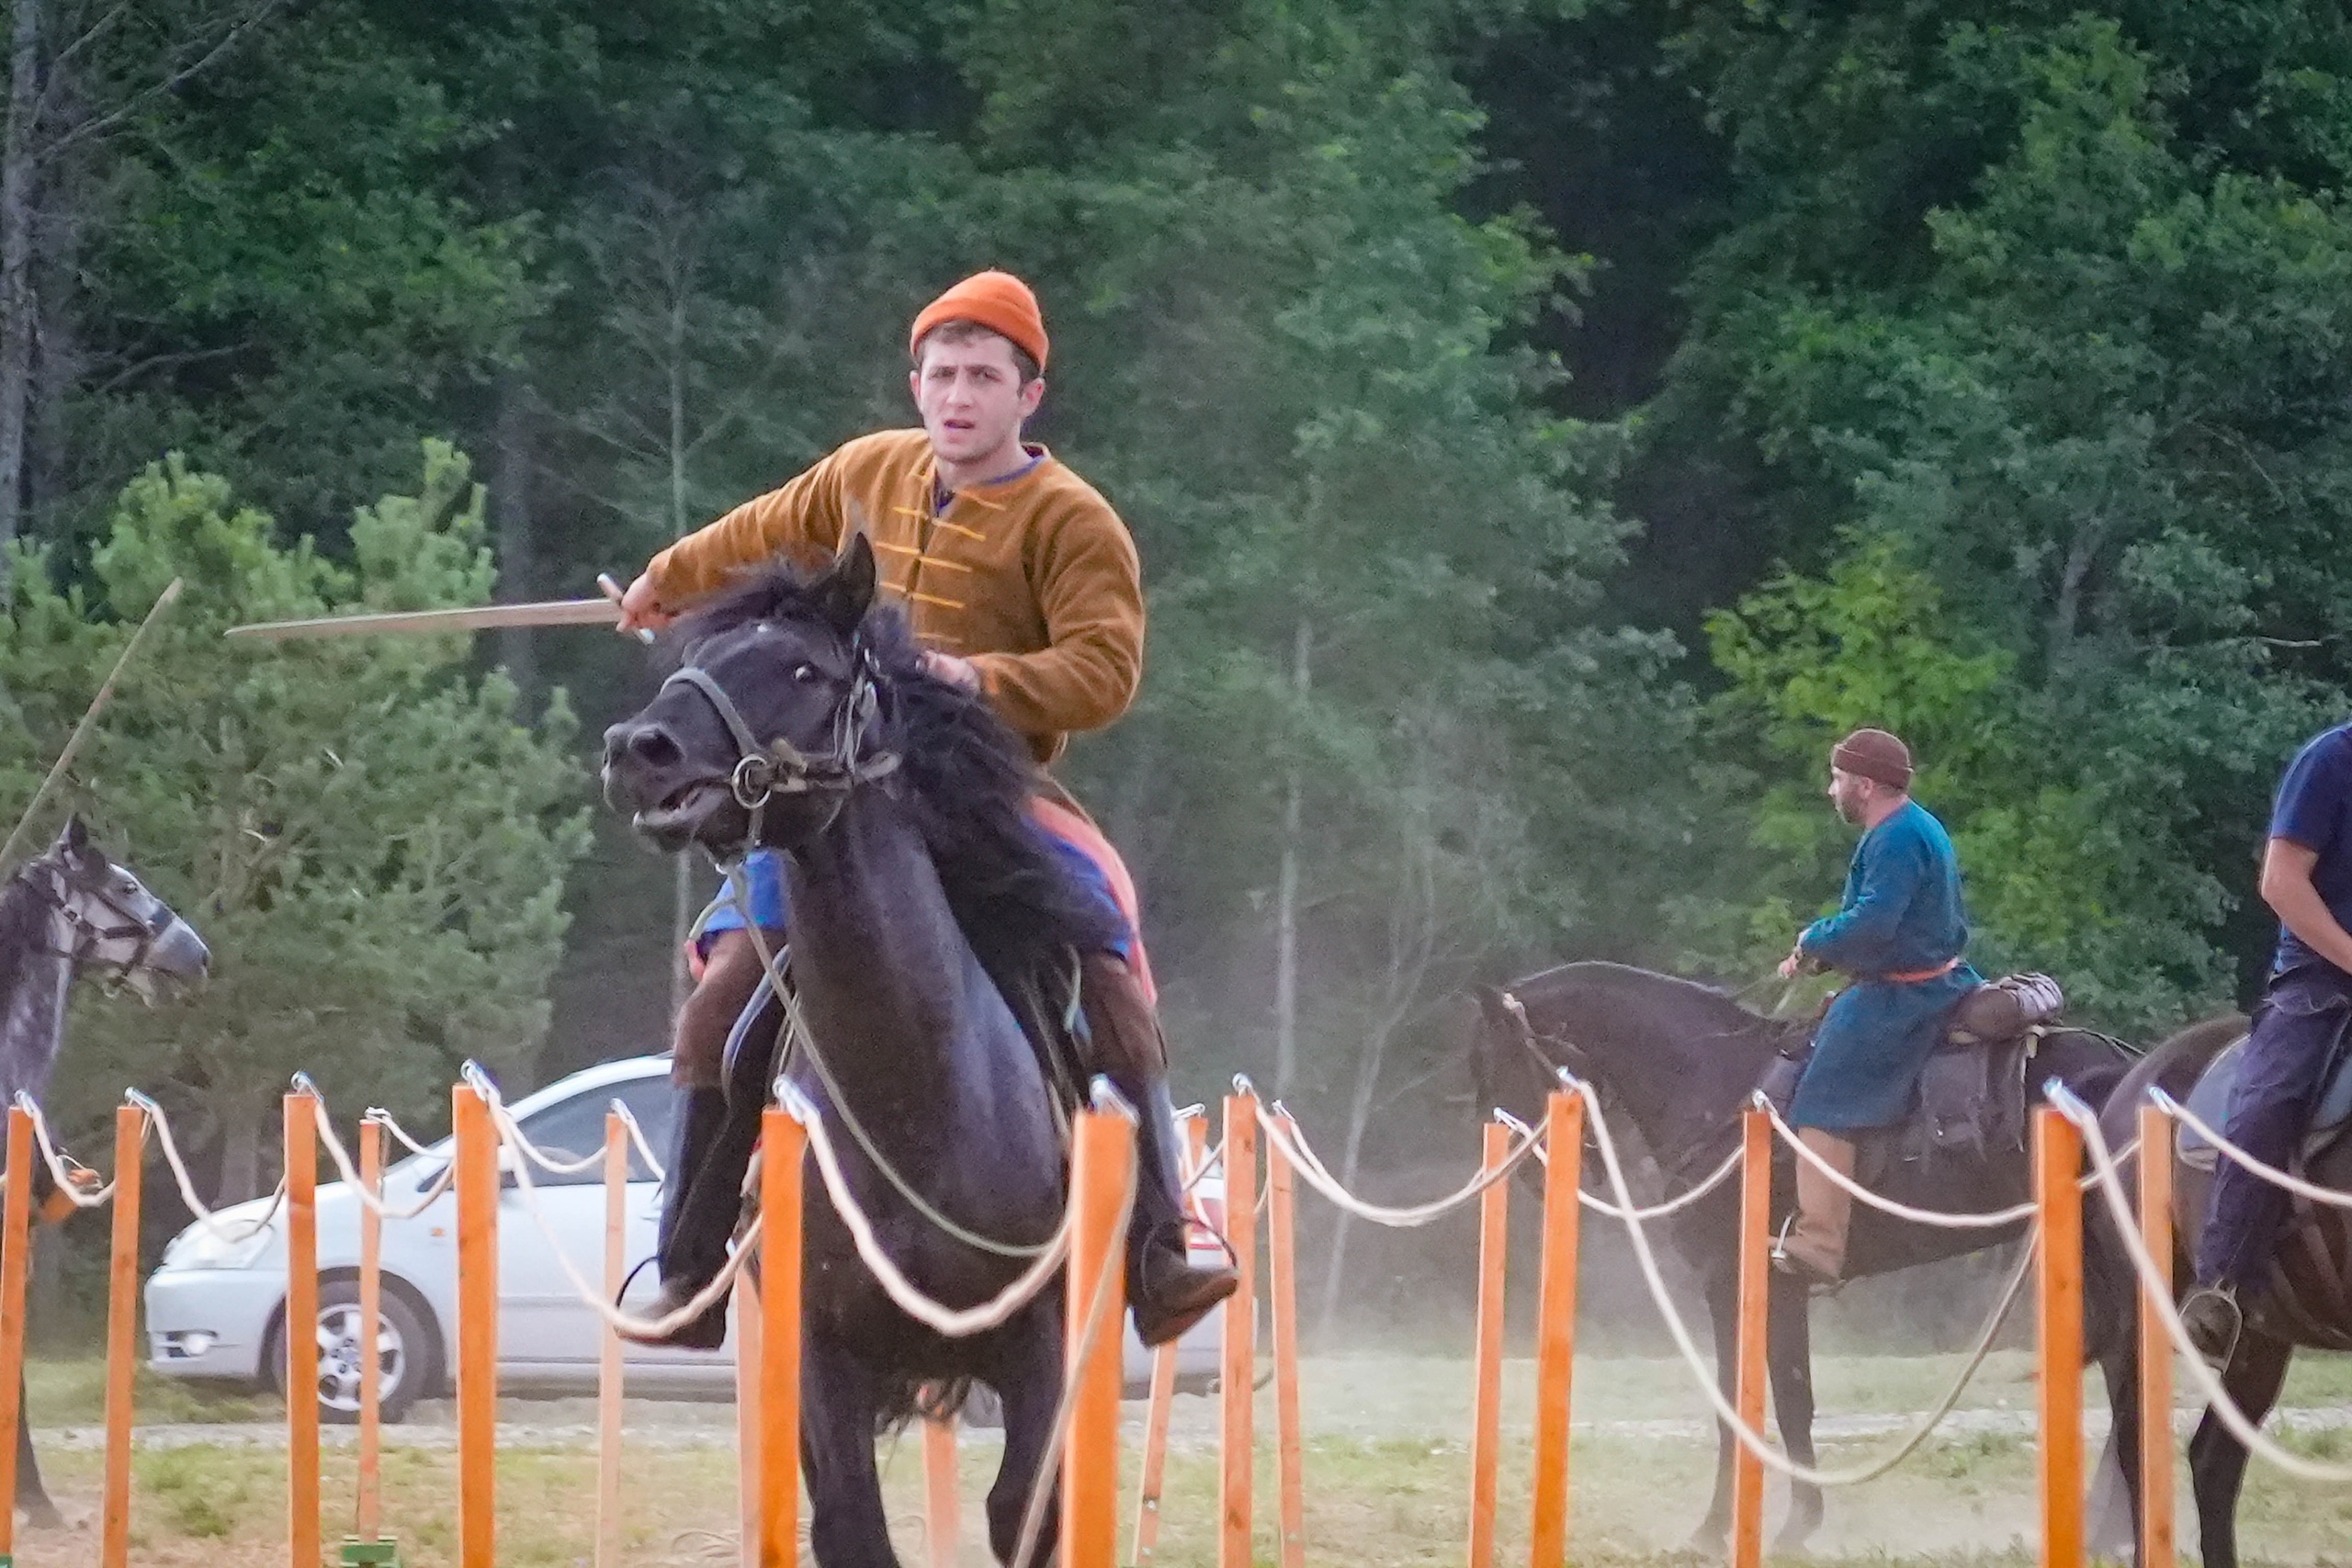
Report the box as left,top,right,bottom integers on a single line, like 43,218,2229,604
2083,1014,2344,1568
1466,961,2139,1552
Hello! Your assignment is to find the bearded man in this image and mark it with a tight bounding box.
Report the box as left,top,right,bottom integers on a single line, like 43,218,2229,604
1771,728,1983,1285
616,270,1238,1348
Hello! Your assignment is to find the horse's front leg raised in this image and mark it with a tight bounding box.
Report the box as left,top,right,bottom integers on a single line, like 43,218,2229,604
984,1304,1067,1567
1689,1264,1739,1551
1766,1272,1822,1551
799,1328,899,1568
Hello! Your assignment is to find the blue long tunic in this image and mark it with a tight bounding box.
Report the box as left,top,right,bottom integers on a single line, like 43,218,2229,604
1789,800,1982,1131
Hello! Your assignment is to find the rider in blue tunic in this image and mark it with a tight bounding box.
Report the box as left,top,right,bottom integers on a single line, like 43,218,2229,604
1773,728,1981,1285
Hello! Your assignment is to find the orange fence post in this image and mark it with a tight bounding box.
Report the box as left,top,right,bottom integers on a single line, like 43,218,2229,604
922,1412,959,1568
354,1117,387,1555
100,1102,145,1568
595,1111,628,1568
2137,1104,2176,1568
2036,1106,2086,1568
1729,1108,1771,1568
1133,1115,1206,1566
453,1083,498,1568
287,1091,321,1568
1268,1109,1306,1568
1466,1119,1511,1568
0,1105,34,1565
1218,1092,1259,1568
736,1273,763,1568
1063,1100,1134,1568
758,1107,806,1568
1527,1089,1583,1568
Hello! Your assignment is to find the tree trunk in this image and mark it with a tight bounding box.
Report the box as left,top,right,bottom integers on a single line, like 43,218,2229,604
1312,1012,1394,1337
213,1093,263,1206
0,0,42,579
28,77,77,529
1272,618,1311,1095
492,370,537,697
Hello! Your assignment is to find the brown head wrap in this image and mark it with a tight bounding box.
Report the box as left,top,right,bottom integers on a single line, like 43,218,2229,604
909,270,1049,373
1831,728,1913,791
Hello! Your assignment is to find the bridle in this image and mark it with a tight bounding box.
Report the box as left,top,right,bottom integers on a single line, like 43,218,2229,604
660,633,903,849
21,857,169,989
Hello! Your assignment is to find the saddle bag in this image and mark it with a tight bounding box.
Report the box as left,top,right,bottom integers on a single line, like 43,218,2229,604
1945,973,2065,1049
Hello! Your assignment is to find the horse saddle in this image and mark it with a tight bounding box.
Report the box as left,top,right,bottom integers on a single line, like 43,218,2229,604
2176,1034,2352,1173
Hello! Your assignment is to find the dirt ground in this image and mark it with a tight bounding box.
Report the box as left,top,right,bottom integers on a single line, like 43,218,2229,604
11,1350,2352,1565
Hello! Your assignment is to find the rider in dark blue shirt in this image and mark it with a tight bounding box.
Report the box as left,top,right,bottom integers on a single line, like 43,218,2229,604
2182,722,2352,1360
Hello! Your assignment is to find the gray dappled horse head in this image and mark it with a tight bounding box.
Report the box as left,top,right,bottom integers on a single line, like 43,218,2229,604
602,537,1114,1567
0,816,209,1526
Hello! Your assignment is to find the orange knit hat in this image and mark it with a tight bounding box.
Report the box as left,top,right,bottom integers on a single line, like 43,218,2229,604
909,271,1049,373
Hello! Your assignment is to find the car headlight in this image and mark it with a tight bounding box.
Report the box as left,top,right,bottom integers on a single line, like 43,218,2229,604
165,1216,275,1270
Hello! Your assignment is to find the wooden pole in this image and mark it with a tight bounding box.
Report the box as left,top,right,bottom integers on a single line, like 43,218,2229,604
100,1103,145,1568
1063,1101,1134,1568
1133,1115,1206,1566
453,1084,498,1568
1268,1110,1306,1568
2036,1106,2085,1568
287,1091,321,1568
2137,1103,2176,1568
758,1108,806,1568
1527,1089,1583,1568
736,1274,763,1568
595,1111,628,1568
0,1105,35,1564
354,1118,386,1551
922,1412,958,1568
1218,1093,1259,1568
1729,1108,1771,1568
1466,1119,1512,1568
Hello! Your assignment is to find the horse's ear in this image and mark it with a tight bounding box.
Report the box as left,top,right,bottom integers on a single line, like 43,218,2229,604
58,815,91,861
819,534,878,637
1472,983,1513,1029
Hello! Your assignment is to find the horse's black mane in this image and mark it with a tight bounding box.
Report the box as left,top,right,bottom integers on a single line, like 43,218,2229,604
677,566,1122,988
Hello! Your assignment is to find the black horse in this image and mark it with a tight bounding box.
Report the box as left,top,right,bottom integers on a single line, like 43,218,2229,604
0,817,209,1527
2082,1013,2329,1568
602,538,1115,1567
1466,961,2137,1551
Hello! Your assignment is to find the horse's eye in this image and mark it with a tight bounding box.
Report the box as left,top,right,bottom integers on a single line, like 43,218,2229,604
792,664,818,683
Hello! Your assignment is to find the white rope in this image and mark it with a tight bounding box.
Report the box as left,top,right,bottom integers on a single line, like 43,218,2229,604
123,1090,285,1239
2049,1085,2352,1483
305,1096,455,1221
469,1072,759,1342
363,1108,438,1158
612,1099,667,1182
2153,1088,2352,1211
1498,1110,1745,1221
13,1092,117,1209
1754,1093,2039,1228
1256,1097,1546,1227
780,1079,1078,1338
1575,1076,2032,1487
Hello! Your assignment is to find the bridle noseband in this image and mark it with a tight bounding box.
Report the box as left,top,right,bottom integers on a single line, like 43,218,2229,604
661,637,903,848
23,859,168,988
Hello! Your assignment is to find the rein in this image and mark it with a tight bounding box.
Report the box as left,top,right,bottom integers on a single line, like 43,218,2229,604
20,859,164,989
661,647,901,845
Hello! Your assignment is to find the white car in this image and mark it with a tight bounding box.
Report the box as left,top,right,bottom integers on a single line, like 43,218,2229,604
145,1055,1235,1422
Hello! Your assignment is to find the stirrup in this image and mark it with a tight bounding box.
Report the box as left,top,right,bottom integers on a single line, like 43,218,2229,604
2180,1283,2244,1371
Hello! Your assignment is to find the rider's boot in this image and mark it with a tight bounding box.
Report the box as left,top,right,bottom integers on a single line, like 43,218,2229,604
1079,952,1239,1348
1771,1128,1856,1289
621,1084,740,1350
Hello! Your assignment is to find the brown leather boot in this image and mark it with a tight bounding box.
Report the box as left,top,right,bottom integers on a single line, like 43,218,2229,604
1772,1129,1857,1288
1079,953,1240,1347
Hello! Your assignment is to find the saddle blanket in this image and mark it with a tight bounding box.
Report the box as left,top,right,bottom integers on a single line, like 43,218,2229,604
2178,1034,2352,1172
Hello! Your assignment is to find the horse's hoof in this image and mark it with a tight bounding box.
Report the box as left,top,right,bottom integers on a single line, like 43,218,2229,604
19,1502,65,1531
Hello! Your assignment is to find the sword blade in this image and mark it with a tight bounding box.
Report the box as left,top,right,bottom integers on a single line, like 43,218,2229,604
225,598,624,641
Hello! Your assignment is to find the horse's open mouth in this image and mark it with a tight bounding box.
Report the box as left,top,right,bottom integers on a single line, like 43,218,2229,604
631,779,734,847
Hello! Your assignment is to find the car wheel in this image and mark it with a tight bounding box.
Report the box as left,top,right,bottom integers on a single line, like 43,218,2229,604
268,1279,433,1426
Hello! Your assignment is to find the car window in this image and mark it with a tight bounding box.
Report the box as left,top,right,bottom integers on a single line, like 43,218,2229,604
512,1073,672,1187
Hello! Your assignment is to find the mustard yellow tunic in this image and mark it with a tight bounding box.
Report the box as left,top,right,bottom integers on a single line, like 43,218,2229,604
647,429,1143,766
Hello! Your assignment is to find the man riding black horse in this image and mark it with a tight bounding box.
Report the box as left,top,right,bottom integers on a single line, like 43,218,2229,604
1771,728,1983,1287
615,270,1238,1349
2179,718,2352,1362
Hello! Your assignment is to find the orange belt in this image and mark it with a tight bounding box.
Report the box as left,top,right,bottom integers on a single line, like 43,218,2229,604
1883,956,1962,984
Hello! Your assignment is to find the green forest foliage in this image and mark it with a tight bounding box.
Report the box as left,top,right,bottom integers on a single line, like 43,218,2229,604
5,0,2351,1212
